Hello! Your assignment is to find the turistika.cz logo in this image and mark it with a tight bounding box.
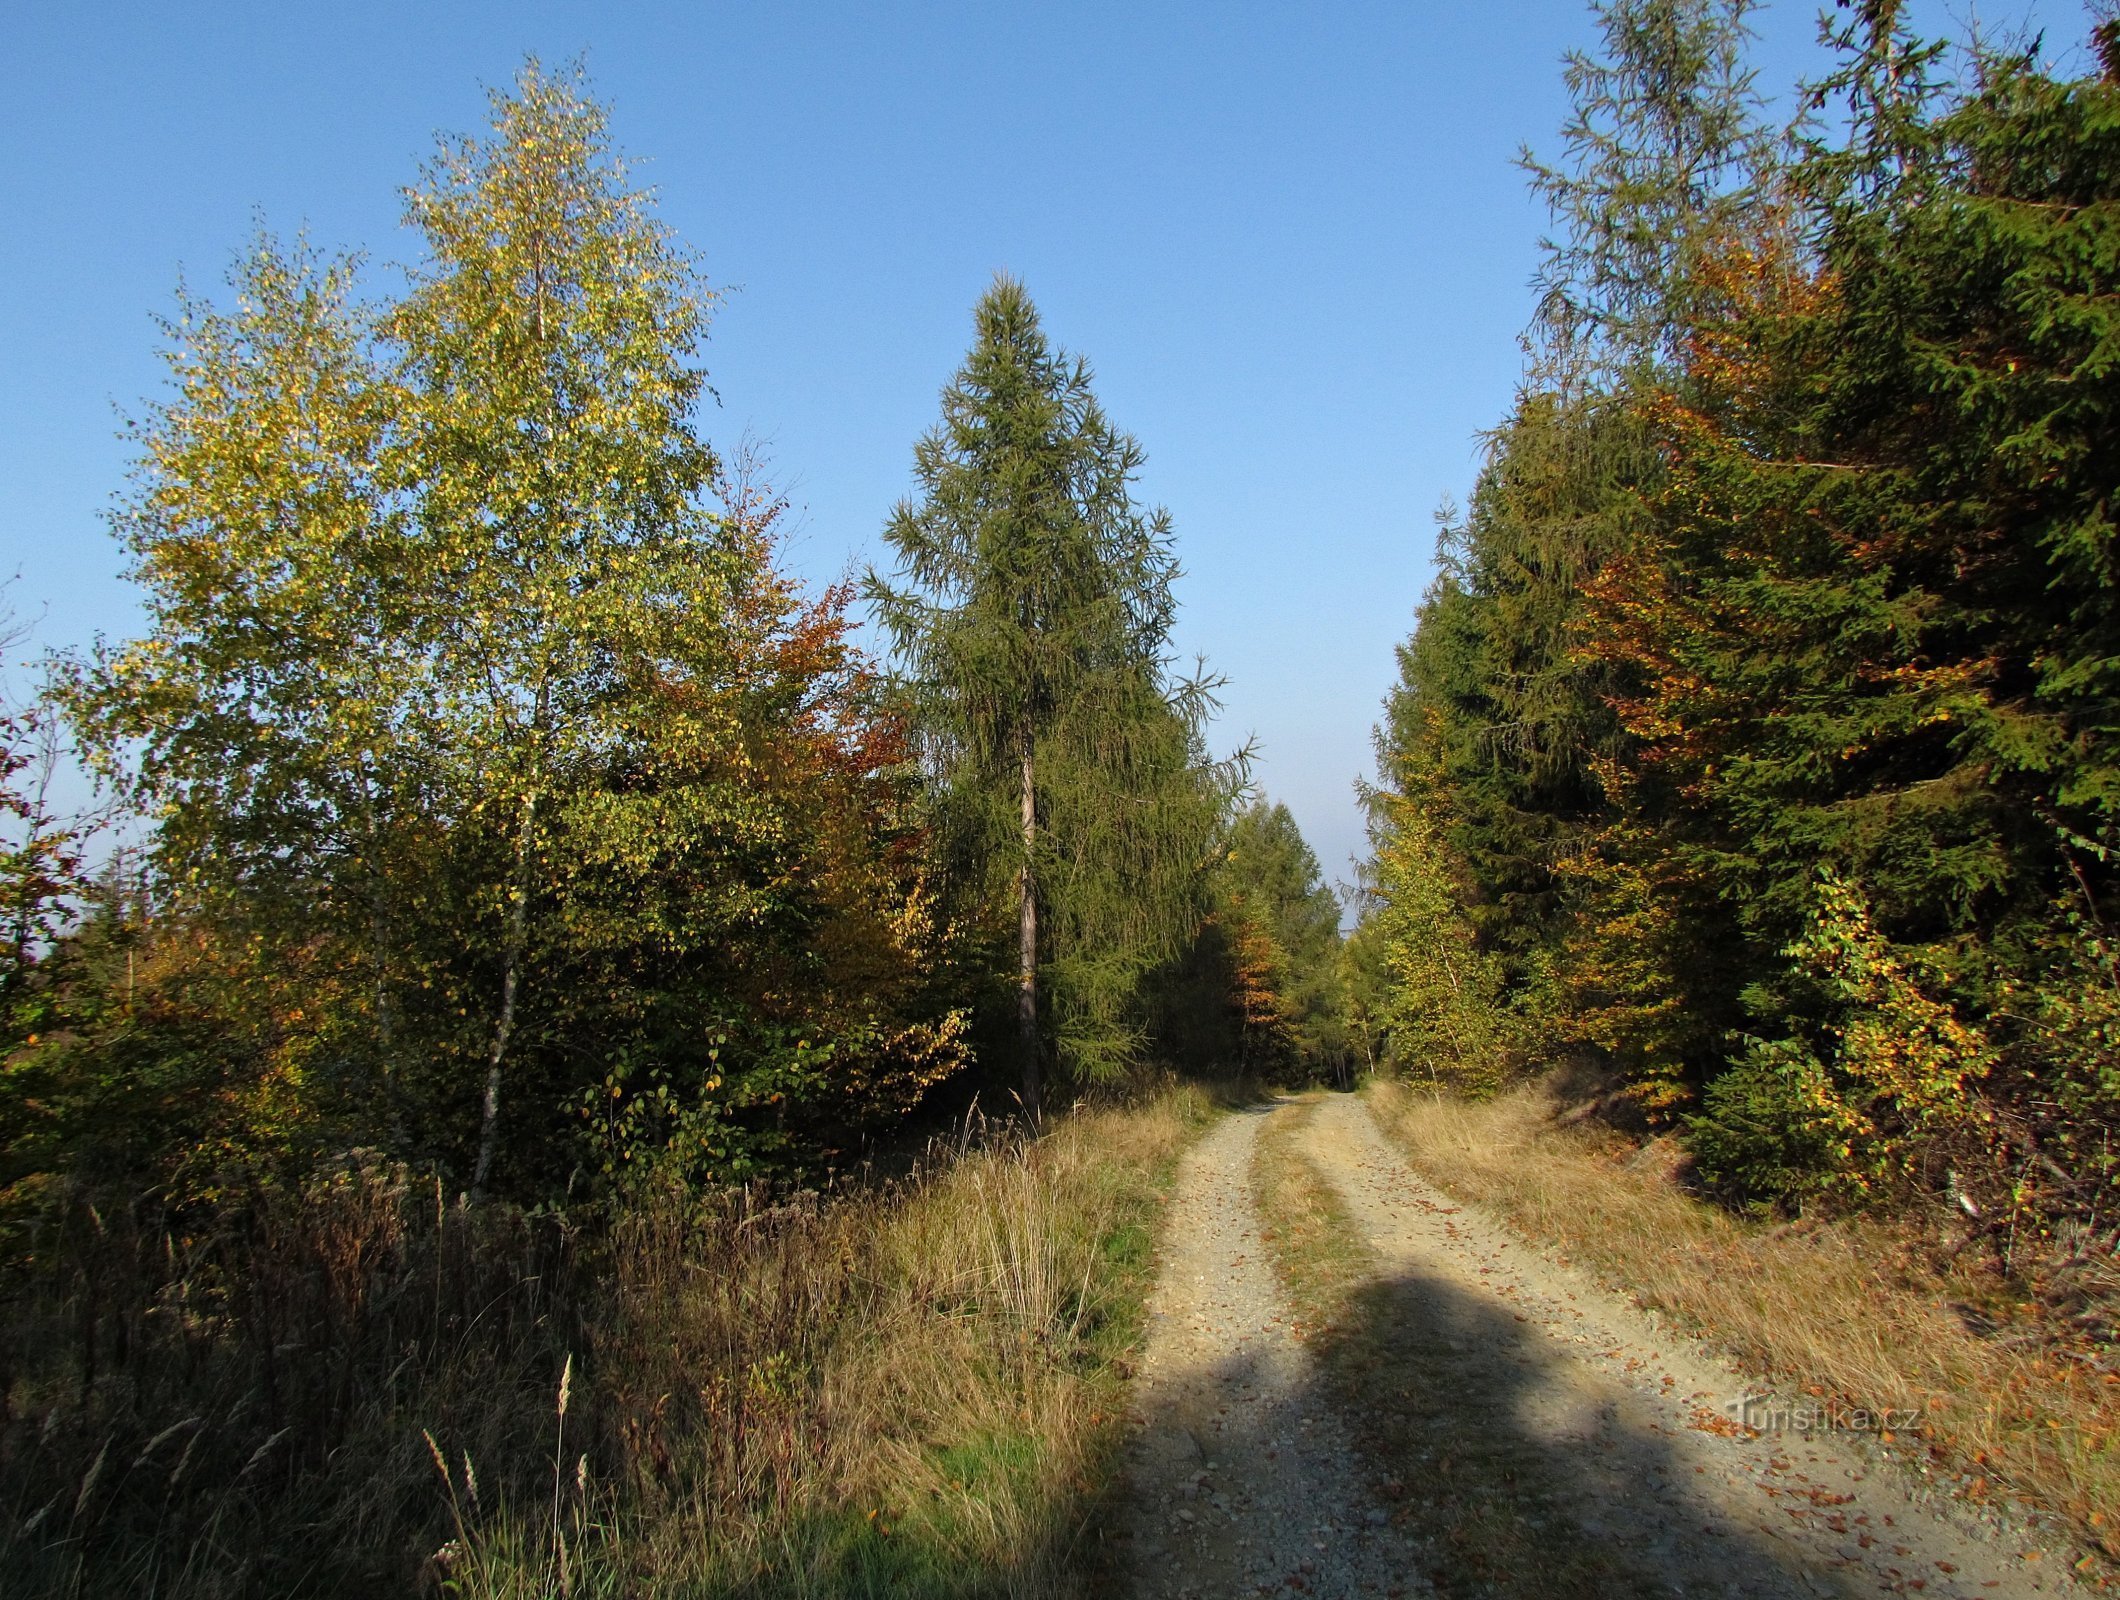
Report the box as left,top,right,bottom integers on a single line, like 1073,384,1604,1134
1736,1395,1921,1434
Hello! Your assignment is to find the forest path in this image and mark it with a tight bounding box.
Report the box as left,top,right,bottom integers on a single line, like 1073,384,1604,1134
1116,1100,1414,1597
1115,1092,2075,1599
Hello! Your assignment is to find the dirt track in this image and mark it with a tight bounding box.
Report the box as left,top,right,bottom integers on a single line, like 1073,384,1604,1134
1115,1092,2082,1599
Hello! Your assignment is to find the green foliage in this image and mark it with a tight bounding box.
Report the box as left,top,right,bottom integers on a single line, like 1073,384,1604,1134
1366,796,1514,1094
1526,0,1773,375
869,277,1236,1098
1357,0,1770,1088
1335,911,1396,1073
1584,37,2120,1186
1363,7,2120,1218
0,676,87,1042
1692,872,1996,1202
46,62,966,1202
0,47,1275,1600
2009,902,2120,1115
1357,396,1649,1093
381,62,745,1188
1212,799,1346,1078
1376,396,1646,985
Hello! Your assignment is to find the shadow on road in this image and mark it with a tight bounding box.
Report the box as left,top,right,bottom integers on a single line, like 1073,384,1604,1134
1112,1256,1882,1599
1320,1261,1862,1599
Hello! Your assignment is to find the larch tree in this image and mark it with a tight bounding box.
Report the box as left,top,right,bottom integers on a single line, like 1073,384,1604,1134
1525,0,1772,378
869,276,1233,1119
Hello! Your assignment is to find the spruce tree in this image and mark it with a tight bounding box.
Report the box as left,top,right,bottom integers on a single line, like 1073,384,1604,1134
1525,0,1772,378
1219,799,1347,1075
1363,0,1778,1091
870,277,1231,1117
1583,28,2120,1197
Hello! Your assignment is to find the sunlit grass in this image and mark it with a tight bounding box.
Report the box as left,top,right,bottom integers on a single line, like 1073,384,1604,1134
0,1087,1214,1598
1367,1073,2120,1566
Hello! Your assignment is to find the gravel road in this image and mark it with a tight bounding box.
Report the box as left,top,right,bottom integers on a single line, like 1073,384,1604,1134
1113,1092,2085,1599
1117,1103,1417,1598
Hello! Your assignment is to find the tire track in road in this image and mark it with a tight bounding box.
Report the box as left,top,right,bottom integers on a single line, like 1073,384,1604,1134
1117,1102,1421,1598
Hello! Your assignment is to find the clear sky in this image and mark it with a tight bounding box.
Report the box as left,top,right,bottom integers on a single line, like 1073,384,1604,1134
0,0,2093,895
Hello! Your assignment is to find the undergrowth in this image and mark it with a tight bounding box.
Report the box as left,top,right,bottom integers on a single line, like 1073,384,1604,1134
0,1087,1211,1598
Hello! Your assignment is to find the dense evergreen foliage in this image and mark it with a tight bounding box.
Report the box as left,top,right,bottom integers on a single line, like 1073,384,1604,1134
1364,3,2120,1224
869,278,1242,1112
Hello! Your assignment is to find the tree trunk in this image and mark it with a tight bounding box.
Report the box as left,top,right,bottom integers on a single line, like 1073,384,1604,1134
1018,734,1041,1128
472,786,537,1197
370,886,413,1154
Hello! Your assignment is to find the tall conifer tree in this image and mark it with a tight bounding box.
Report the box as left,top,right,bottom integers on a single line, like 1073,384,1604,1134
870,278,1231,1117
1526,0,1771,378
1365,0,1777,1086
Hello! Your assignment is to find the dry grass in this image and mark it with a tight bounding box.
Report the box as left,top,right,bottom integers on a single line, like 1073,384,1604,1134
1250,1097,1376,1320
0,1157,588,1598
1367,1074,2120,1560
0,1087,1213,1598
586,1087,1211,1596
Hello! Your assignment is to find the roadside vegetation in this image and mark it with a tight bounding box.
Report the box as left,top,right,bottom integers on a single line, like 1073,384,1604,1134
1366,1074,2120,1564
1346,0,2120,1546
0,55,1332,1600
13,0,2120,1590
1,1088,1208,1597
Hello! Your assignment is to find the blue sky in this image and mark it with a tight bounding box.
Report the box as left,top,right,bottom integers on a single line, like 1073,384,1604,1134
0,0,2092,892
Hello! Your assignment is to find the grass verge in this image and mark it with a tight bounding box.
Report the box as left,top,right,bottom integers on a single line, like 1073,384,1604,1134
1366,1074,2120,1569
0,1086,1214,1598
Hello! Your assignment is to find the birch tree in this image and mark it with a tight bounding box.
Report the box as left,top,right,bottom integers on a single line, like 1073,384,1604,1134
382,61,738,1190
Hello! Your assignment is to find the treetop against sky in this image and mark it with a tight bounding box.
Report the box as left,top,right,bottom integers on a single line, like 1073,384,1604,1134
0,0,2090,885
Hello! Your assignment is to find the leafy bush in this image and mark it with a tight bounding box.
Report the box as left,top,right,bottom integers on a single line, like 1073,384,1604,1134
1692,873,1994,1206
